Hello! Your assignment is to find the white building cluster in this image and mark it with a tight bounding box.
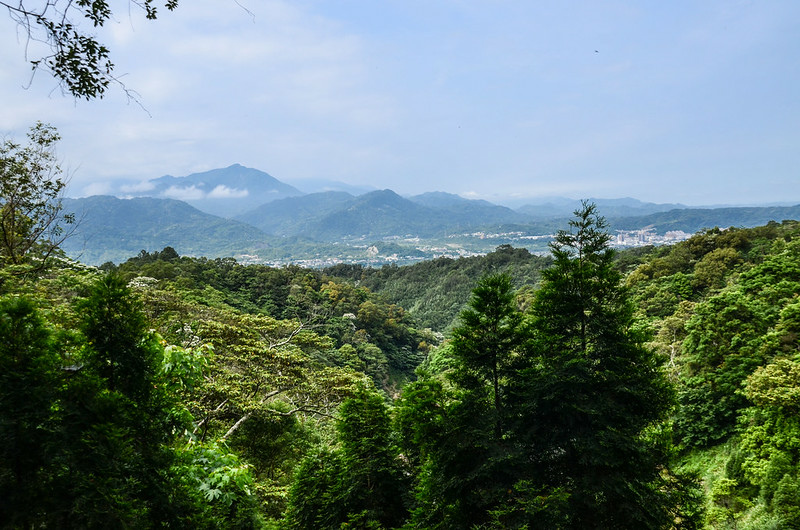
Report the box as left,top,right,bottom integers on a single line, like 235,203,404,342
614,229,692,247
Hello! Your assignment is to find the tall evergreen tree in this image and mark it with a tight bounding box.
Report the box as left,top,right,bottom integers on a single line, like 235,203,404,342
520,201,678,528
336,385,408,527
53,274,192,527
0,296,60,527
284,384,408,529
450,274,523,439
401,203,689,528
409,274,527,528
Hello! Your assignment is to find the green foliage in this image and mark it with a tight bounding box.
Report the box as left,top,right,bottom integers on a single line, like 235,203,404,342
174,441,262,528
329,244,551,331
283,448,347,529
5,0,179,98
0,271,269,526
450,274,524,438
54,274,191,526
0,122,74,274
403,274,527,528
284,386,408,529
5,206,800,528
78,274,163,399
675,291,769,447
731,358,800,528
627,219,800,527
522,201,680,529
398,203,687,529
336,386,408,527
0,295,61,527
114,252,433,390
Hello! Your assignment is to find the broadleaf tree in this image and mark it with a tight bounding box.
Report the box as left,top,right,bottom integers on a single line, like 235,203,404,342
0,122,74,274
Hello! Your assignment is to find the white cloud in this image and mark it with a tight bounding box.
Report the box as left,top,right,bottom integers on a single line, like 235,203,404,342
207,185,248,199
79,181,115,197
120,180,156,193
162,185,206,201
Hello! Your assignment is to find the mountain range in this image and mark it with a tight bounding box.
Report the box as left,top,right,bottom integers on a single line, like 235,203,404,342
235,189,533,239
62,164,800,265
105,164,695,220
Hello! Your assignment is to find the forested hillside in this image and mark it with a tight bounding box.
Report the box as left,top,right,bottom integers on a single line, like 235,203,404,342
625,219,800,528
61,196,271,264
3,137,800,529
325,244,552,331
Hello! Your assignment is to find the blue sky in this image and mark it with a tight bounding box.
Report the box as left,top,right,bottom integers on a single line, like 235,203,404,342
1,0,799,206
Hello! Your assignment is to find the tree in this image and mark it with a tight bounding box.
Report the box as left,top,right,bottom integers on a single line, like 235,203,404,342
521,201,680,528
0,296,61,527
406,274,527,528
283,448,347,529
2,0,179,99
450,274,523,440
0,122,74,273
674,290,768,448
284,385,408,529
336,385,408,527
737,358,800,528
53,273,193,526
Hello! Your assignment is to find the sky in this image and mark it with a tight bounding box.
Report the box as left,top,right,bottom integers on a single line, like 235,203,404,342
1,0,799,206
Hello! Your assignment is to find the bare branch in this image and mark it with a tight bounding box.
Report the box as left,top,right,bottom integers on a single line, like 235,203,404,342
221,412,250,441
192,397,229,434
266,321,306,349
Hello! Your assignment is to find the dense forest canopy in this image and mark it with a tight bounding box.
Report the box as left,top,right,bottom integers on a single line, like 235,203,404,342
2,140,800,528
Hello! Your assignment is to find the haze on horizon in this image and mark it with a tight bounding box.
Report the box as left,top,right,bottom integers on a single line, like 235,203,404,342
1,1,799,207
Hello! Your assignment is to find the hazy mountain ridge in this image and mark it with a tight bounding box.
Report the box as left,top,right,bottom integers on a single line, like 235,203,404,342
235,191,356,235
238,189,532,239
60,165,800,265
607,205,800,234
517,197,687,218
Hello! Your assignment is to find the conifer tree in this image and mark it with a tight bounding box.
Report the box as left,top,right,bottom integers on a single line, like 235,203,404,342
0,296,60,527
450,273,523,439
284,384,407,529
336,385,408,527
409,274,527,528
520,201,678,528
55,274,191,526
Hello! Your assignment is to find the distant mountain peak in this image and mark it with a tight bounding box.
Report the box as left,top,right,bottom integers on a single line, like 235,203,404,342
107,164,304,218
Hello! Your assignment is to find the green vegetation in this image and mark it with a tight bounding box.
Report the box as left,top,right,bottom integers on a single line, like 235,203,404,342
627,219,800,528
55,171,800,268
326,244,552,331
392,204,685,529
3,145,800,528
0,122,74,274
